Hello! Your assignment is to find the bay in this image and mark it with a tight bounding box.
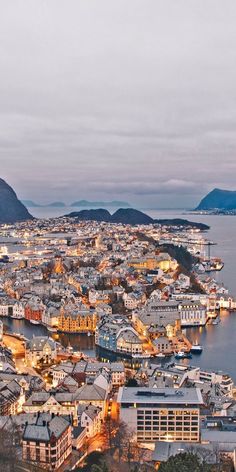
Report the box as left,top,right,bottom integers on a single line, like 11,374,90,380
2,209,236,380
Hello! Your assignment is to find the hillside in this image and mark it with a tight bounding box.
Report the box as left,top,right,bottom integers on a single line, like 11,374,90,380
65,208,208,228
67,209,111,222
196,188,236,210
0,179,33,223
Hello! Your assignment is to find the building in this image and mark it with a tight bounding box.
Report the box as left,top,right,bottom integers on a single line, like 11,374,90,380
127,254,174,272
132,301,180,339
25,300,45,323
52,360,125,389
0,319,3,342
25,336,57,367
78,404,103,438
22,413,72,470
96,315,143,357
58,306,97,333
179,301,207,327
0,379,24,415
117,387,203,443
148,364,234,397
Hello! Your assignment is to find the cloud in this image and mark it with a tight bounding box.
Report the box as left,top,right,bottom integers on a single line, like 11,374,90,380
0,1,236,207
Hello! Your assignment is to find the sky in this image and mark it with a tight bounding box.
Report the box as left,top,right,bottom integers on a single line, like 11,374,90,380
1,0,236,208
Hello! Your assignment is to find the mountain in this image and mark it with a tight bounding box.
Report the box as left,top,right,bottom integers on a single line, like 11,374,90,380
47,202,65,207
0,179,33,223
65,208,151,224
111,208,153,225
154,218,209,230
67,209,111,222
196,188,236,210
65,207,208,229
21,200,42,208
70,200,130,208
22,200,65,208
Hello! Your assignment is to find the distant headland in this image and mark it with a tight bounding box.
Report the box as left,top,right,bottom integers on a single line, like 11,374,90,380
196,188,236,211
65,208,209,229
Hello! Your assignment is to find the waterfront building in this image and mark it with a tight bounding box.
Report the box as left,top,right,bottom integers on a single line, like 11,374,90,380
58,305,97,333
117,387,203,443
96,314,144,357
25,300,45,323
22,413,72,470
132,301,180,339
178,301,207,327
25,336,57,367
127,253,175,272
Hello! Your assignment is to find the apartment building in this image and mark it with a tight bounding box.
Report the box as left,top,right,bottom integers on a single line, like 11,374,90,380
118,387,203,443
22,413,72,470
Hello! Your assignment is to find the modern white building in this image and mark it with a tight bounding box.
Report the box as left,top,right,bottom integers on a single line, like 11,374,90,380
117,387,203,443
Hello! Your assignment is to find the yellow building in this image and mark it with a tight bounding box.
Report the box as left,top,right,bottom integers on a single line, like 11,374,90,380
127,254,172,272
58,307,97,333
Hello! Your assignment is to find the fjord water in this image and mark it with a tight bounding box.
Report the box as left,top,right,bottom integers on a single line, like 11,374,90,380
3,209,236,379
150,209,236,380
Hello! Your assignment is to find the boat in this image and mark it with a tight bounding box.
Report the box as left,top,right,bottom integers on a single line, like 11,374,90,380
30,320,40,325
203,258,224,272
87,331,91,337
175,351,185,359
47,326,57,333
156,352,166,358
212,318,220,325
175,351,192,359
191,342,203,354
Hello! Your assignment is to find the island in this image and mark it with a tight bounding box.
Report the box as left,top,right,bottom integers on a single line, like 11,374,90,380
65,208,209,229
70,199,131,208
196,188,236,211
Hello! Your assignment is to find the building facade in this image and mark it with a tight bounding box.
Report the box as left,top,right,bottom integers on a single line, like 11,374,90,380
118,387,203,443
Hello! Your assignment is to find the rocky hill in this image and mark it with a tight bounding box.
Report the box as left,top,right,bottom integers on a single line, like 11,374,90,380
196,188,236,210
0,178,33,223
65,207,208,228
67,209,111,222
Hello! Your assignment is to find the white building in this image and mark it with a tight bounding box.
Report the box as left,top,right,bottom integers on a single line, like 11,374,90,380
118,387,203,443
179,301,207,327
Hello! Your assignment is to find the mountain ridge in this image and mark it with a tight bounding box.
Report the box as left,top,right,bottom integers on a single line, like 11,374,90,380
0,179,33,223
65,207,209,229
196,188,236,210
70,199,130,208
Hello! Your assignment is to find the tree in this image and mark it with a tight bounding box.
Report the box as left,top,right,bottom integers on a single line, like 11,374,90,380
76,451,107,472
91,463,109,472
0,422,22,472
125,378,138,387
158,453,213,472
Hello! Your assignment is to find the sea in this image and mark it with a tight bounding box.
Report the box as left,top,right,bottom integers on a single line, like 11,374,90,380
3,208,236,380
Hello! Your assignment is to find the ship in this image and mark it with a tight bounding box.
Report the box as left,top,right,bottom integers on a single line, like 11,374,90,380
47,326,57,333
203,258,224,272
175,351,192,360
156,352,166,359
190,342,203,354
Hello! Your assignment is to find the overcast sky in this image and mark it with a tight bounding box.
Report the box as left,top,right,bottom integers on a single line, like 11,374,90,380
1,0,236,208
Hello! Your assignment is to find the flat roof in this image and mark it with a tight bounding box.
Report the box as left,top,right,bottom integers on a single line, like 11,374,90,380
117,387,203,405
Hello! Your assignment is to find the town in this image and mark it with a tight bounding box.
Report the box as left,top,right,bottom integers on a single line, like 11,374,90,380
0,216,236,471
